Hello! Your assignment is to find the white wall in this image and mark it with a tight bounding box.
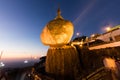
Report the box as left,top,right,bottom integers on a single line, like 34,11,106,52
96,28,120,42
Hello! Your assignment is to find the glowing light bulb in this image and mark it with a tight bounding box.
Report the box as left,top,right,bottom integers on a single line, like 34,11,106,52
24,60,28,63
106,27,111,32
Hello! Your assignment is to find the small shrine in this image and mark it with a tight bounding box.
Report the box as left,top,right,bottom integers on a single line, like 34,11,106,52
40,8,80,80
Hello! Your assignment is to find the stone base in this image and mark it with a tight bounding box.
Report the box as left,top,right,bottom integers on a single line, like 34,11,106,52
45,45,80,80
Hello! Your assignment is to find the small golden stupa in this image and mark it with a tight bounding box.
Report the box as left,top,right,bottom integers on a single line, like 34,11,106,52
40,8,74,47
40,9,80,80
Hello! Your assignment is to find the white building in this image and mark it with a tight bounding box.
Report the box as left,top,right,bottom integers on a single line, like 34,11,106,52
96,25,120,42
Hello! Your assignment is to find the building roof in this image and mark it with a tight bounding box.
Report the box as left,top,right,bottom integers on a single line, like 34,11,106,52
109,25,120,31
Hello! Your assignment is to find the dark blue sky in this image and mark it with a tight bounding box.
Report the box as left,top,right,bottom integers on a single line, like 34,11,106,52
0,0,120,57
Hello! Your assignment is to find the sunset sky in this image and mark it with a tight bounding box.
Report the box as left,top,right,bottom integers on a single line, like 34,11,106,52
0,0,120,60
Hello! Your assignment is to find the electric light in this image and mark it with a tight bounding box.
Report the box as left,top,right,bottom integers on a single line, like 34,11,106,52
24,60,28,63
80,44,83,47
80,41,83,45
34,56,37,59
91,34,95,37
105,27,111,32
0,62,5,67
76,32,80,36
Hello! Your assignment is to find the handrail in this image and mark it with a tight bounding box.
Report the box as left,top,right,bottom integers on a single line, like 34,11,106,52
86,67,106,79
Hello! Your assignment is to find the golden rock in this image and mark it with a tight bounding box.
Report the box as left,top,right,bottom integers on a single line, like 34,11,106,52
40,8,74,47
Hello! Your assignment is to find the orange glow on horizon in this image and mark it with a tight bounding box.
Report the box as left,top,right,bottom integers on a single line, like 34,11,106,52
0,51,43,61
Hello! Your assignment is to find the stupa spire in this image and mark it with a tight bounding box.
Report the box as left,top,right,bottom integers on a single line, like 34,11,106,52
55,8,63,19
57,8,61,15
